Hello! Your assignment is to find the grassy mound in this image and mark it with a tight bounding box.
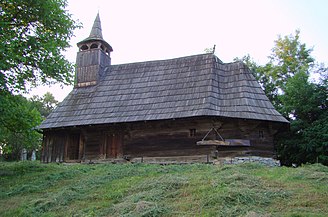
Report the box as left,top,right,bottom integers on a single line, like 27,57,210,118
0,161,327,216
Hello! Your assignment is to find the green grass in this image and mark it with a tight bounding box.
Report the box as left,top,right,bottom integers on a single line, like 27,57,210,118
0,162,327,217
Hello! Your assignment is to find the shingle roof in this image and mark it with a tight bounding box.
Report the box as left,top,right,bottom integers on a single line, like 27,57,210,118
40,53,288,129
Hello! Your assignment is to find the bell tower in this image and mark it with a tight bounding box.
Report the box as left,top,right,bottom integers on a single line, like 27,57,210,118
75,13,113,87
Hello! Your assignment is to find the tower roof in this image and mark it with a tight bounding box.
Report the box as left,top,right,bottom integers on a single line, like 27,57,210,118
89,13,103,39
77,13,113,52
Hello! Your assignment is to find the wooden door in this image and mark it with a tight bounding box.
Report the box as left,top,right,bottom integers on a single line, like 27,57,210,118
106,134,123,158
67,134,80,160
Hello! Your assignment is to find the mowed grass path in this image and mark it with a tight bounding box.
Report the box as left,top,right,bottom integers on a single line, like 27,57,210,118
0,161,327,216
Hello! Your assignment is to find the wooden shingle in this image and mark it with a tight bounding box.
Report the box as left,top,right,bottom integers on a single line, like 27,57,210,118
40,53,288,129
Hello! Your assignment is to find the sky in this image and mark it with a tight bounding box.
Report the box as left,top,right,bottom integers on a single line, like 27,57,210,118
28,0,328,101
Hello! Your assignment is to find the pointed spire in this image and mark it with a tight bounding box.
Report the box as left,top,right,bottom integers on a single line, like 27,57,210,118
77,13,113,52
89,13,103,39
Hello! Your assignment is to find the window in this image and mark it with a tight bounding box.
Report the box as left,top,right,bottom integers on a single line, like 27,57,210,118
189,129,196,137
259,130,264,139
80,44,89,51
90,43,98,49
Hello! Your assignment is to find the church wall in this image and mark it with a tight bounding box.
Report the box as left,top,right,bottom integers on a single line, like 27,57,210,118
41,117,282,163
123,117,278,159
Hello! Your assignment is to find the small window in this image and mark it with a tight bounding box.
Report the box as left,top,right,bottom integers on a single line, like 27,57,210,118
80,44,89,51
90,43,98,49
189,129,196,137
259,130,264,139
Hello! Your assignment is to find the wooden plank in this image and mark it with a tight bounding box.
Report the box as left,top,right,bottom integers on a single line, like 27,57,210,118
226,139,251,147
113,134,124,158
197,139,250,147
42,134,49,163
111,135,116,157
67,134,80,160
64,134,68,161
196,140,230,146
78,133,84,160
106,134,113,158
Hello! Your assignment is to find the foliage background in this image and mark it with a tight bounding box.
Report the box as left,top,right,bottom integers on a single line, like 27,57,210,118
0,0,80,160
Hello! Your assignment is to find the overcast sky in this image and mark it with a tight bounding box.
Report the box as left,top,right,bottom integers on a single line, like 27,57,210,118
29,0,328,101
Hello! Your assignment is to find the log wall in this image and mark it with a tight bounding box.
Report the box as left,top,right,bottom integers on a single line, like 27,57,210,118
41,117,285,162
123,117,278,158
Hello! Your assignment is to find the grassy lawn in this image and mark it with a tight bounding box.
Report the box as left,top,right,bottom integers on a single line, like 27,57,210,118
0,161,327,217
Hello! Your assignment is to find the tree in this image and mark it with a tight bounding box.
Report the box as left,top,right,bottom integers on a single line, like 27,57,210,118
280,71,325,122
0,92,42,160
0,0,81,93
237,30,328,166
0,0,79,160
277,71,328,165
269,30,314,89
30,92,58,118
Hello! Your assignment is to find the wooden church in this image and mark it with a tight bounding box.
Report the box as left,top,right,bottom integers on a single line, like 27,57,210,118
39,14,289,163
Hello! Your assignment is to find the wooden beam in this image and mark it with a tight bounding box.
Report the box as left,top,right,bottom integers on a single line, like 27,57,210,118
64,134,69,161
78,133,84,160
197,140,230,146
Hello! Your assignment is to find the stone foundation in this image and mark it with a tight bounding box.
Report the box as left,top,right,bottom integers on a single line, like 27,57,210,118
222,156,280,167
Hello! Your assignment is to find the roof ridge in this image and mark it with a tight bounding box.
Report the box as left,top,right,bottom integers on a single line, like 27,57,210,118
111,53,216,67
